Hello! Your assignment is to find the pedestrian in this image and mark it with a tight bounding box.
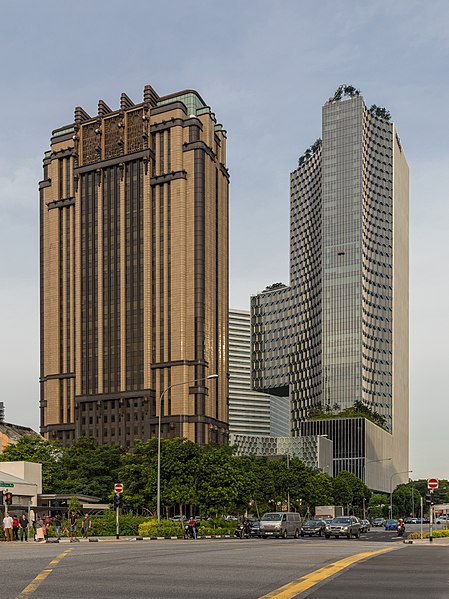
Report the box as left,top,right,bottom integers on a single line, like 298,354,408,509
19,514,29,542
43,520,49,541
35,517,45,542
82,513,92,539
12,515,19,541
54,513,62,541
69,511,79,542
29,509,36,540
3,512,13,542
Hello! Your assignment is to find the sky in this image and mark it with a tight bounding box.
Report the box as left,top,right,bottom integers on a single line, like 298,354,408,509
0,0,448,480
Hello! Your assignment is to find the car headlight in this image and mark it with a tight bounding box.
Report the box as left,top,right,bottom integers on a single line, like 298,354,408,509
342,526,348,531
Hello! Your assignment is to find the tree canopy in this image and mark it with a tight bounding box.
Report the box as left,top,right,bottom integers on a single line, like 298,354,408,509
1,435,376,517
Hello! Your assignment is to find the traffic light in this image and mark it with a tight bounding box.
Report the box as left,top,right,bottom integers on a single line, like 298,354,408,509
426,492,434,506
113,493,123,509
0,491,3,505
5,493,12,505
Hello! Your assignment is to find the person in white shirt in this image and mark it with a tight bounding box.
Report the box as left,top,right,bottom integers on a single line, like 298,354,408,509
3,513,13,542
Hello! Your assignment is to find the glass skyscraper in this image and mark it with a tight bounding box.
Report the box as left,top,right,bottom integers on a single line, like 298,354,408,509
251,89,409,491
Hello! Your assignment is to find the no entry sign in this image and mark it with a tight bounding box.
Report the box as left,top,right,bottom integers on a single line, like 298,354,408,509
427,478,439,490
114,483,124,493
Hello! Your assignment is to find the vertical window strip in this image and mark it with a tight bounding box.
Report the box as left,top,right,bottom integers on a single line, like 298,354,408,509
59,158,64,199
66,157,71,198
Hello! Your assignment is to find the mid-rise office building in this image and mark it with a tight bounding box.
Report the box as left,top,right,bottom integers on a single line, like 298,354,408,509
40,84,229,446
252,87,409,491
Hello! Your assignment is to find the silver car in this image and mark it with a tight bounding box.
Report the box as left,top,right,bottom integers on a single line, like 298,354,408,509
260,512,302,539
325,516,361,539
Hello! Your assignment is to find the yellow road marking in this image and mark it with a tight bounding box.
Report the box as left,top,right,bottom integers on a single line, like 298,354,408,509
259,547,395,598
17,548,73,597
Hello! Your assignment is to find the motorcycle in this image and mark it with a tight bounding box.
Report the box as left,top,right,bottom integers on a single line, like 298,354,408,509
235,523,249,539
397,524,405,537
184,524,196,539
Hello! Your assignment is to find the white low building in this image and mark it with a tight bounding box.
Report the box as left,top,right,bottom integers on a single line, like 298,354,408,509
0,461,42,507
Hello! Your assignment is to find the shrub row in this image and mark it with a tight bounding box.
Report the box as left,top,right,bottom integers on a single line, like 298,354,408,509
138,519,236,538
408,529,449,539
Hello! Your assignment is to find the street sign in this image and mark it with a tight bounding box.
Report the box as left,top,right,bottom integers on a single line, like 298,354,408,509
427,478,439,490
114,483,124,493
0,482,14,488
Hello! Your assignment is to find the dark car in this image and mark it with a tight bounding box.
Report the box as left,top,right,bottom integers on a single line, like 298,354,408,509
300,519,327,537
325,516,361,539
249,520,260,537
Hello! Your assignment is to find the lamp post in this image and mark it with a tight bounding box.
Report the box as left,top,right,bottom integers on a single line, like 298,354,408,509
156,373,218,522
389,470,412,520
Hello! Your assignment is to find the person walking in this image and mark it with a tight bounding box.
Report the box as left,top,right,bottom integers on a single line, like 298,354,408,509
82,513,92,539
19,514,29,542
3,513,13,542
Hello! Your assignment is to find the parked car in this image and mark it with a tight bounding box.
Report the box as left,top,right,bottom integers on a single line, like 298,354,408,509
300,519,327,537
435,516,448,524
325,516,361,539
372,518,386,527
359,519,370,532
384,519,398,530
260,512,302,539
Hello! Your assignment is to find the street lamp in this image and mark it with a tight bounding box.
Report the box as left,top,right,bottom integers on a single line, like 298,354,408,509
156,373,218,522
389,470,412,520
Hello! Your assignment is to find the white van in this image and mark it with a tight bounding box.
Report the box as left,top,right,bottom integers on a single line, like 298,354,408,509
259,512,302,539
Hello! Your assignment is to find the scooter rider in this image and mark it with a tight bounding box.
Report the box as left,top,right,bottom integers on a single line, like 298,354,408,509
397,518,405,536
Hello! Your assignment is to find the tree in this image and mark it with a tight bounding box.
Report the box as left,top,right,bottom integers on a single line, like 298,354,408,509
368,493,389,519
58,437,122,501
0,435,62,493
196,445,242,516
332,471,370,512
118,438,158,513
307,472,334,509
160,438,201,517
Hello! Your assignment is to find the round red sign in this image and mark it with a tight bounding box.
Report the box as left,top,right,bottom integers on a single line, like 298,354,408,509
114,483,124,493
427,478,439,490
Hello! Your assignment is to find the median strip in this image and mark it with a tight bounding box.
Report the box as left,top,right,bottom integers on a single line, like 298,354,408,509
17,548,73,597
259,547,395,598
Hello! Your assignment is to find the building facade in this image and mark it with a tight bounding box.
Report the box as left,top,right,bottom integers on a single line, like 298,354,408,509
230,433,332,475
40,85,229,447
251,88,409,490
229,310,271,436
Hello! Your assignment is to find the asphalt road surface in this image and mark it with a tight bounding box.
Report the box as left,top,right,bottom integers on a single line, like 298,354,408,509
0,534,447,598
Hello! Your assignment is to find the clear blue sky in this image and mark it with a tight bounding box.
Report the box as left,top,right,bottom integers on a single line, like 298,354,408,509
0,0,447,480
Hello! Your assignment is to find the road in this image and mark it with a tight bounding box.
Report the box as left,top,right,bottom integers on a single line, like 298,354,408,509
0,532,447,598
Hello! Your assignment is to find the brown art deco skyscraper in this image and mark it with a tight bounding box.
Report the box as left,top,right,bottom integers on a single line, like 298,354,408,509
39,85,229,447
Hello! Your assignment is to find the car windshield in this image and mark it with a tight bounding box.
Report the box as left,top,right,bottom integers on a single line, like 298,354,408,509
261,513,282,521
305,520,321,526
333,517,351,524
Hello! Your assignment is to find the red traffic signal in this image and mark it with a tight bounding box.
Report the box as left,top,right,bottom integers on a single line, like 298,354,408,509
5,492,13,505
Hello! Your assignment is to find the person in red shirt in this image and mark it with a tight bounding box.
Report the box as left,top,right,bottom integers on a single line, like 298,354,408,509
12,515,19,541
